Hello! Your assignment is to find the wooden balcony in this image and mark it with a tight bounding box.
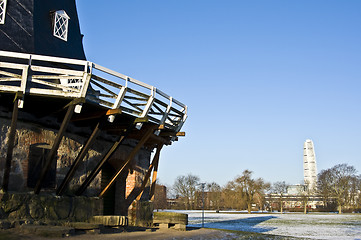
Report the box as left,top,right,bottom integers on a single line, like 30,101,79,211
0,50,187,132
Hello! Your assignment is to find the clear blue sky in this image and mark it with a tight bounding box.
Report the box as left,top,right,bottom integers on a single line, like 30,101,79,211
76,1,361,187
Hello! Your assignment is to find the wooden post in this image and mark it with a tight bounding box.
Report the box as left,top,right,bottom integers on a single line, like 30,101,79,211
75,134,128,196
56,123,101,196
34,103,75,194
133,144,163,203
98,127,154,198
149,144,163,201
2,92,22,192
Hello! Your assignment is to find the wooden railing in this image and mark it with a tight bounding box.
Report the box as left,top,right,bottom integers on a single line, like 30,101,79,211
0,50,187,131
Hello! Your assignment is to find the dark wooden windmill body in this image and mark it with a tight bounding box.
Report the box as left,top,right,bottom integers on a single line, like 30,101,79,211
0,0,187,223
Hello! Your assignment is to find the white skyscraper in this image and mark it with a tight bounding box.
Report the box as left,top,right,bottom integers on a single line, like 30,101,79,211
303,139,317,191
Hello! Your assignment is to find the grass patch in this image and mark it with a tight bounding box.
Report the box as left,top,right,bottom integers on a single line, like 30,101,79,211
215,228,313,240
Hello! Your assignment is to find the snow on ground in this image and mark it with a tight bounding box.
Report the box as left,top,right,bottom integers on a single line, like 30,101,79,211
161,210,361,240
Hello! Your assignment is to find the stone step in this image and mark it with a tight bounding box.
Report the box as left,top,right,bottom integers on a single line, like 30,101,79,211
90,216,128,227
153,212,188,225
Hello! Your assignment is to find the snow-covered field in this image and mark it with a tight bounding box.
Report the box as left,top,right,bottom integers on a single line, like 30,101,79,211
161,210,361,240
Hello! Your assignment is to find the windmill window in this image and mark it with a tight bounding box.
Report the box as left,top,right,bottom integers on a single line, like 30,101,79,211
53,10,70,41
0,0,7,24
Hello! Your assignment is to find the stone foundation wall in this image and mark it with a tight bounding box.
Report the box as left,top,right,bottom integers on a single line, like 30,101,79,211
0,193,102,222
128,201,154,227
0,117,152,198
0,115,153,224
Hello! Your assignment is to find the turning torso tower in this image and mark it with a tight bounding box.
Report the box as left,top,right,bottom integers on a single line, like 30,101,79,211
303,139,318,191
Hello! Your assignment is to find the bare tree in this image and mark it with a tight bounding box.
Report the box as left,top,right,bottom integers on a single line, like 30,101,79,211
317,164,358,214
317,169,334,209
221,180,245,210
173,173,200,210
206,182,222,210
272,181,288,213
235,170,270,214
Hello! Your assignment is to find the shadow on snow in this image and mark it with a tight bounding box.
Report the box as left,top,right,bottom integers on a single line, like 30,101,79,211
190,216,278,233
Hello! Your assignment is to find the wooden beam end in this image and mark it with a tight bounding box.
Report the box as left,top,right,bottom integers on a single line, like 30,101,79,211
106,109,122,116
134,117,148,124
176,132,185,137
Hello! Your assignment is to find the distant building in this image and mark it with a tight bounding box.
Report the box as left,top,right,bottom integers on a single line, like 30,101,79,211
287,184,305,195
265,140,323,212
303,139,318,190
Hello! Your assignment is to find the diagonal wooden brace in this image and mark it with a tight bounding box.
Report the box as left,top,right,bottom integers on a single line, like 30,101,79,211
75,134,127,196
56,122,101,196
149,144,164,201
98,127,155,198
34,103,75,194
131,143,163,203
75,118,149,196
2,92,22,192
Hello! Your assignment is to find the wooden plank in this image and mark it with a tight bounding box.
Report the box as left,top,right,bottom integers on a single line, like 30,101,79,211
136,95,155,129
32,79,80,92
120,106,142,116
169,106,184,116
0,62,28,70
86,96,113,107
91,74,124,89
122,99,144,112
112,86,127,109
150,144,163,201
153,104,165,115
32,75,82,80
80,68,92,99
0,86,21,92
75,135,127,196
28,88,80,98
31,65,83,76
31,54,87,66
0,50,87,66
90,79,118,96
34,103,75,194
154,98,170,108
125,88,149,99
0,70,21,78
155,89,171,100
99,93,116,99
2,93,21,192
0,50,32,59
0,78,21,82
98,127,155,198
93,63,153,90
56,123,101,196
124,95,148,102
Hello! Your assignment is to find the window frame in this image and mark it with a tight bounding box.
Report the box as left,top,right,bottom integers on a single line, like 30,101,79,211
0,0,7,25
53,10,70,41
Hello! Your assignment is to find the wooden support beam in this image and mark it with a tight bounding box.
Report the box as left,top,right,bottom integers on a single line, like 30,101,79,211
149,134,171,145
126,144,163,205
2,92,22,192
75,134,127,196
106,109,122,116
98,127,155,198
34,103,75,194
149,144,163,201
56,123,101,196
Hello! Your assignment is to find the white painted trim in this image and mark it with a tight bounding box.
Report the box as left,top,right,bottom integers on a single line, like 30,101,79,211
0,50,187,132
0,0,7,24
53,10,70,41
